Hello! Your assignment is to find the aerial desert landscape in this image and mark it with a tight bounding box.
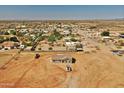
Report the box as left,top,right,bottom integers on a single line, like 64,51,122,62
0,20,124,88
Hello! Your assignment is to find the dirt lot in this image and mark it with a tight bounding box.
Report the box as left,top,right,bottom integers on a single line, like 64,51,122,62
0,49,124,88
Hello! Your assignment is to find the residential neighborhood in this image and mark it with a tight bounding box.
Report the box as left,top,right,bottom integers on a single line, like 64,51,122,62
0,20,124,55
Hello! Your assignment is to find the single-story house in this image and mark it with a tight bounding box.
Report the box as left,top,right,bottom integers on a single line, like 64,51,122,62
65,41,83,51
119,35,124,38
52,54,73,63
0,41,19,50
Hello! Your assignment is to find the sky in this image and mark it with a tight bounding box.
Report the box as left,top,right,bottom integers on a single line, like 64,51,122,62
0,5,123,20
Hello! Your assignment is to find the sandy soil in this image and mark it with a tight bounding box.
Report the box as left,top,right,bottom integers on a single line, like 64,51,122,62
0,49,124,88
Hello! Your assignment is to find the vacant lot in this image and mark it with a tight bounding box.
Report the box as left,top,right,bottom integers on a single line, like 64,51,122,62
0,49,124,88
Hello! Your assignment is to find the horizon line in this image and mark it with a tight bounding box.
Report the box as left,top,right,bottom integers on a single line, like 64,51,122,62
0,18,123,21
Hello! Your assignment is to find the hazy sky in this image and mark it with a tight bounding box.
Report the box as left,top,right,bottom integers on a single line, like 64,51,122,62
0,5,124,20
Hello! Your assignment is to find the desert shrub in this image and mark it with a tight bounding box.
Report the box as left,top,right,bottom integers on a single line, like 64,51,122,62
101,31,110,36
49,47,53,50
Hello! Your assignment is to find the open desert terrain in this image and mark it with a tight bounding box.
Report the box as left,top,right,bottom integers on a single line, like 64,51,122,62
0,47,124,88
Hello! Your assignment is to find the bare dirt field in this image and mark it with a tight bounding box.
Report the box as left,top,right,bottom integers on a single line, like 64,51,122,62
0,49,124,88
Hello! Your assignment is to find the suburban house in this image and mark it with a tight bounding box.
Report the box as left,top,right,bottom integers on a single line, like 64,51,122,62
65,41,83,51
119,35,124,38
60,30,70,36
111,46,124,55
101,36,112,41
0,41,19,50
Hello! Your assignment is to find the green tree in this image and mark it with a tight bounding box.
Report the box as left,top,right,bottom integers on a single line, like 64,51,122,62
48,30,62,42
48,34,56,43
49,47,53,50
4,31,9,35
120,33,124,35
53,30,62,40
17,32,23,37
0,36,4,43
10,30,16,35
89,26,97,29
70,38,77,42
10,37,19,42
101,31,110,36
